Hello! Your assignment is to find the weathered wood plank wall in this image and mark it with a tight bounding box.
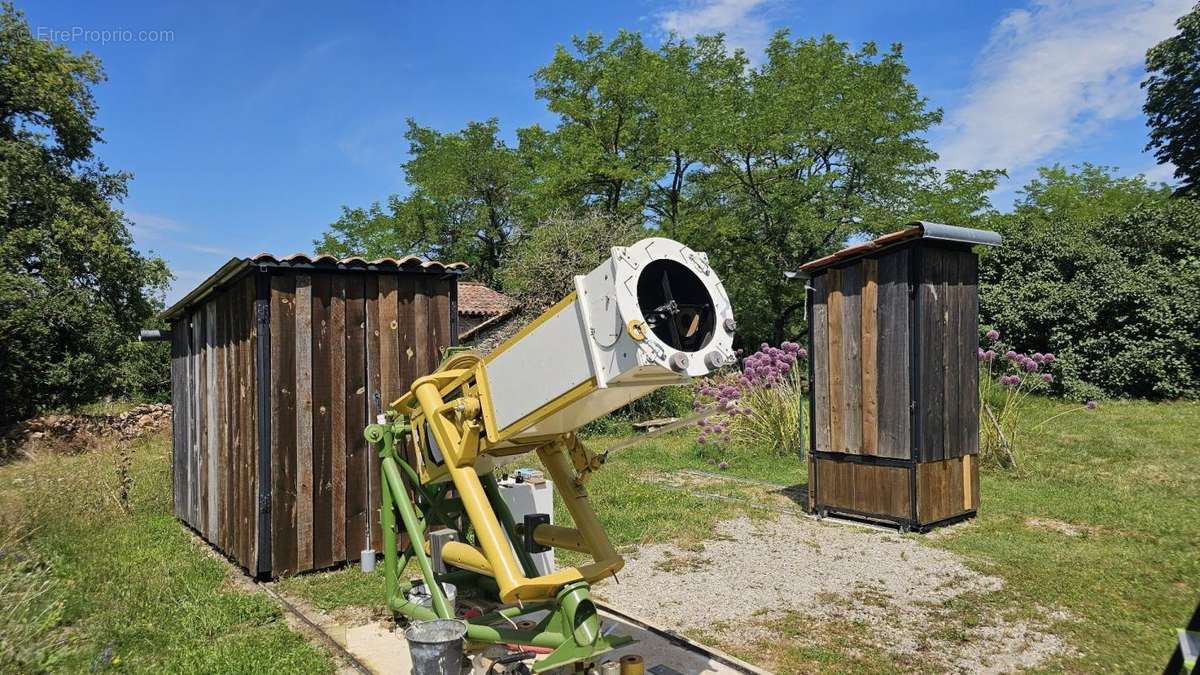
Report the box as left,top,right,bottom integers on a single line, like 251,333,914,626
171,269,453,576
811,247,913,460
808,241,981,527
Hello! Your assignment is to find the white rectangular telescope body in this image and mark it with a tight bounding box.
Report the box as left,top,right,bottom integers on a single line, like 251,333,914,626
479,237,736,444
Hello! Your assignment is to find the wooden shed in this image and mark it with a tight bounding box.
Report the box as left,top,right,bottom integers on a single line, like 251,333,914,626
162,253,465,577
801,222,1001,531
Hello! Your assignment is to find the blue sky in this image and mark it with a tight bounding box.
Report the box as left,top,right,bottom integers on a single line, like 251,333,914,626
23,0,1189,303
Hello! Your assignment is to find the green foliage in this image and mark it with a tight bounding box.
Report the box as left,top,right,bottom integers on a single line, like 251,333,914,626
1142,2,1200,195
498,210,642,314
0,4,170,425
318,30,1000,349
0,433,331,672
316,119,532,285
679,33,996,343
732,368,806,459
980,167,1199,399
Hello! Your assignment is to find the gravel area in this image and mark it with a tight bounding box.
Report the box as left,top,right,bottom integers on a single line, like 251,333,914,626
595,513,1073,673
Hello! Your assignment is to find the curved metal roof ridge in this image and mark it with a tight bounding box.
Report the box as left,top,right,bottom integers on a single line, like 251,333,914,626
160,251,468,320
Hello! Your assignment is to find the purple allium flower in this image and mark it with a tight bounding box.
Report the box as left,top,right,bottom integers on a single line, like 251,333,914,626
698,436,707,444
1024,359,1038,372
977,347,986,361
1003,375,1019,388
1005,350,1018,361
1032,353,1044,363
718,461,729,470
1041,373,1053,383
798,348,808,359
986,329,1000,341
984,350,996,361
1043,353,1056,363
1085,400,1098,410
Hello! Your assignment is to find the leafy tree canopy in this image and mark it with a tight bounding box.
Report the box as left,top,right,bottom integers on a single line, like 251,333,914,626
1142,2,1200,195
317,118,532,286
980,165,1198,400
0,3,169,424
317,29,1002,347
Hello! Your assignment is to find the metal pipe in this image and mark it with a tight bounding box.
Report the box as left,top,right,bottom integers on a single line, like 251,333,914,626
138,329,168,341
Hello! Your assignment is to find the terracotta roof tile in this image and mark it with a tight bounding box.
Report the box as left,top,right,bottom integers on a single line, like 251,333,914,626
457,282,517,317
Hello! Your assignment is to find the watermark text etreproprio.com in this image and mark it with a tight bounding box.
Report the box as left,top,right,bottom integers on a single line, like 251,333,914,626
36,26,175,44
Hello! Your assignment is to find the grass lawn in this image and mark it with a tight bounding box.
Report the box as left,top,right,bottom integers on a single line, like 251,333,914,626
0,432,332,674
2,398,1194,673
281,398,1199,674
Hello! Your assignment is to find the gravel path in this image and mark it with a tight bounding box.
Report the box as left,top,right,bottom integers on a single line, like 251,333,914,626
595,512,1072,673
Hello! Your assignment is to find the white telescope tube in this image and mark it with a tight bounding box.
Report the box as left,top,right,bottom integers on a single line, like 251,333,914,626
480,237,736,442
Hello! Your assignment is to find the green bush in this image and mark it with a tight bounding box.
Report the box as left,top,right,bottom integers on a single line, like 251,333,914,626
979,200,1200,400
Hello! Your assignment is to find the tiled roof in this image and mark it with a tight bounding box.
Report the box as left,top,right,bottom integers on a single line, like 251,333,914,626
457,282,517,317
161,252,467,320
248,252,468,273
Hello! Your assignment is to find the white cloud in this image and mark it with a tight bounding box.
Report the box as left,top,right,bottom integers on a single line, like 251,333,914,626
937,0,1191,172
127,210,185,240
1137,160,1179,185
657,0,776,59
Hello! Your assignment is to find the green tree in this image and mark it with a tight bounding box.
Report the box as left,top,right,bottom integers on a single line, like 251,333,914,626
0,3,169,424
316,119,531,285
980,200,1199,400
680,33,964,344
498,210,642,315
1013,163,1171,224
531,31,669,218
1142,2,1200,196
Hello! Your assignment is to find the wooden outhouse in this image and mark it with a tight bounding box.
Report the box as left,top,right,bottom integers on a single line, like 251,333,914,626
801,222,1001,531
162,253,465,577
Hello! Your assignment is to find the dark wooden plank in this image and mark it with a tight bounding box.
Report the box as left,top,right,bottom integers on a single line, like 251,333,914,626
959,251,980,457
215,292,228,554
311,273,334,570
876,248,911,460
330,275,348,563
943,252,963,460
826,269,844,454
430,278,450,367
811,274,831,454
344,275,368,558
235,278,252,566
861,259,879,456
413,276,431,377
191,308,203,530
365,275,383,554
397,276,417,393
839,263,863,454
295,274,314,572
243,276,259,571
270,274,298,575
232,280,246,567
920,247,947,462
170,322,184,518
205,300,219,543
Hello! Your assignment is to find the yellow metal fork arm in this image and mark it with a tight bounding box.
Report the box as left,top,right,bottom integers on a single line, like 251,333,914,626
402,364,623,603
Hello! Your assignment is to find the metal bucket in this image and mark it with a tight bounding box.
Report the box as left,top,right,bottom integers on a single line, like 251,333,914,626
407,582,457,612
405,618,468,675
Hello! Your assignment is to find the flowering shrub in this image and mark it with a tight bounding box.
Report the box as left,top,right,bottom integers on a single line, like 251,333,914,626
693,341,808,464
978,329,1097,470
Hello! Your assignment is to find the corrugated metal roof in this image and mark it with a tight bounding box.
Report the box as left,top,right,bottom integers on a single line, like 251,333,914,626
457,282,517,317
160,252,467,321
799,221,1002,273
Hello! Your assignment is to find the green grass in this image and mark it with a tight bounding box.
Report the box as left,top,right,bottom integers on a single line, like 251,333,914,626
4,398,1193,674
931,398,1200,673
0,432,331,674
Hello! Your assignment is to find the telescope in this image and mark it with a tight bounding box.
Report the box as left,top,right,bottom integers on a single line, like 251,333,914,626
364,237,735,671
